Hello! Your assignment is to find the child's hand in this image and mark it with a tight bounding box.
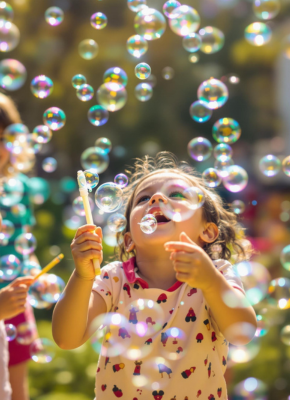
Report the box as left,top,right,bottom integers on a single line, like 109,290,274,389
71,224,103,280
0,277,34,320
164,232,220,292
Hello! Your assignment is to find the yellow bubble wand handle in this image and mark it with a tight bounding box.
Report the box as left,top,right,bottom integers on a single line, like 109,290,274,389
32,254,64,282
77,170,101,276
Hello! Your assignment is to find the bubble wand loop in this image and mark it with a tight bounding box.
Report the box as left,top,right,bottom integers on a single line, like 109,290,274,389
77,170,101,276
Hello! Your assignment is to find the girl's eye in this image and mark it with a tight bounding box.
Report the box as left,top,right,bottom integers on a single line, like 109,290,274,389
169,191,186,199
137,195,150,204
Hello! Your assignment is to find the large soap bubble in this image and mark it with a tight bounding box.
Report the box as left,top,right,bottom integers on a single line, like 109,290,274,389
78,39,98,60
0,20,19,52
169,5,200,36
135,62,151,79
0,59,27,91
76,84,94,101
135,83,153,101
212,118,241,144
88,105,109,127
90,12,107,30
95,137,112,154
0,254,21,281
259,155,281,177
139,214,157,234
127,34,148,58
197,78,228,109
128,0,147,12
97,83,127,112
45,7,64,26
43,107,66,131
253,0,280,20
72,74,86,89
95,183,123,213
182,33,201,52
223,165,248,193
81,147,109,174
0,2,14,22
244,22,272,46
32,125,52,144
187,137,212,161
213,143,233,162
31,75,53,99
103,67,128,90
202,168,221,188
107,213,127,233
199,26,225,54
29,274,65,304
134,8,166,40
189,100,212,123
15,232,37,256
163,0,181,19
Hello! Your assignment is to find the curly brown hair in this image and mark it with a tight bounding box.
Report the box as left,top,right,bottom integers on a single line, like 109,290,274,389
116,152,252,263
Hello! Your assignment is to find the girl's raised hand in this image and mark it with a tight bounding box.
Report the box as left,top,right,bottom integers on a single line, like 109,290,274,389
71,224,103,281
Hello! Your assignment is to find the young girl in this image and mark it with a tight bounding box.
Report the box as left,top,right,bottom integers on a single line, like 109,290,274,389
52,152,257,400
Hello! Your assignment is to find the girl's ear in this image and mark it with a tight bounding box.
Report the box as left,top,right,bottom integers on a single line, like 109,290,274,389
199,222,219,244
124,232,135,252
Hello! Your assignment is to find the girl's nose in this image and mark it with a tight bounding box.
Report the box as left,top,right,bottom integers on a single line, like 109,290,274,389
149,192,167,205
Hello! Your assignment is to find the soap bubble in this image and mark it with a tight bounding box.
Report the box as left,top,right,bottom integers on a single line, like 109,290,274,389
0,2,13,22
21,260,41,276
135,62,151,79
114,173,129,188
42,157,57,173
144,74,157,87
72,74,86,89
5,324,16,341
128,0,147,12
76,84,94,101
189,100,212,123
16,322,36,344
3,123,29,149
0,58,26,91
244,22,272,46
30,338,55,363
182,33,202,52
135,82,153,101
103,67,128,90
43,107,66,131
214,158,234,178
0,177,24,206
282,155,290,176
253,0,280,20
88,105,109,127
45,7,63,26
255,314,269,337
267,277,290,309
81,147,109,174
280,325,290,345
97,83,127,112
197,78,229,109
139,214,157,234
90,12,107,30
95,137,112,154
29,273,65,303
15,232,36,256
127,34,148,58
84,169,99,190
259,154,281,177
202,168,221,188
72,196,94,216
280,245,290,272
95,183,123,213
221,73,240,85
169,5,200,36
11,203,26,217
0,254,21,280
223,165,248,193
0,21,19,52
31,75,53,99
163,0,181,18
230,200,245,214
32,125,52,144
78,39,98,60
162,66,174,80
233,377,268,398
107,213,127,233
212,118,241,144
188,54,199,63
199,26,225,54
187,137,212,161
134,8,166,41
214,143,233,162
1,219,14,239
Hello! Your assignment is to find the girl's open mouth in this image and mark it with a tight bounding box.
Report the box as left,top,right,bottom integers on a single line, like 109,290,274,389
154,214,171,224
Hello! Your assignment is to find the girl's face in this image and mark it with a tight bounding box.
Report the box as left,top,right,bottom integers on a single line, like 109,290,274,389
0,128,10,172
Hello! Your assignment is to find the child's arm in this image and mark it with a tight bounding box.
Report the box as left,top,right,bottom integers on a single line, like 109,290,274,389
0,277,34,320
52,224,106,350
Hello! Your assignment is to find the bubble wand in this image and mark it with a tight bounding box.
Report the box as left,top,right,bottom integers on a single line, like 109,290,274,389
32,254,64,282
77,170,101,276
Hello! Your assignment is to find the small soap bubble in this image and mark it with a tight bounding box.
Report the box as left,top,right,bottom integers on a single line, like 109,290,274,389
267,277,290,309
187,137,212,161
72,74,86,89
163,0,181,19
15,232,36,255
114,173,129,188
128,0,147,12
139,214,157,234
212,118,241,144
280,325,290,345
282,155,290,176
42,157,57,173
189,100,212,123
97,83,127,112
145,74,157,88
162,67,174,80
127,34,148,58
21,260,41,276
90,12,107,30
88,105,109,127
253,0,280,20
16,322,36,344
169,5,200,36
84,169,99,190
1,219,14,239
182,33,201,52
202,168,221,187
189,54,199,63
76,84,94,101
29,273,65,303
107,213,127,233
30,338,56,363
255,314,269,337
280,245,290,272
95,137,112,154
199,26,225,54
32,125,52,144
11,203,26,216
95,183,123,213
214,143,233,161
135,83,153,101
230,200,245,214
223,165,248,193
72,196,94,216
0,233,8,246
78,39,98,60
31,75,53,99
0,2,13,22
134,8,166,41
259,154,281,177
135,62,151,79
0,59,27,91
81,147,109,174
0,177,24,207
0,254,21,280
5,324,16,341
214,158,234,178
45,7,63,26
0,21,20,52
221,73,240,85
103,67,128,90
43,107,66,131
197,78,228,110
244,22,272,46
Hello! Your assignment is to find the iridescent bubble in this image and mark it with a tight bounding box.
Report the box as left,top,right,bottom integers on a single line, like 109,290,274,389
107,213,127,233
221,73,240,85
199,26,225,54
95,183,123,213
135,62,151,79
128,0,147,12
0,177,24,206
135,82,153,101
103,67,128,90
233,377,268,397
72,74,86,89
102,225,117,247
162,66,174,80
214,158,234,178
197,78,229,110
228,331,261,363
259,154,281,177
3,122,28,149
11,203,26,217
187,137,212,161
80,147,109,174
88,105,109,127
76,84,94,101
163,0,181,19
21,260,41,276
0,233,8,246
42,157,57,173
30,338,55,363
253,0,280,20
0,254,21,280
84,169,99,190
212,118,241,144
78,39,98,60
16,322,36,344
114,173,129,188
0,2,14,22
255,314,269,337
223,165,248,193
31,75,53,99
15,232,36,256
97,83,127,112
127,34,148,58
169,5,200,36
139,214,157,234
145,74,157,87
32,125,52,144
231,200,245,214
29,273,65,303
90,12,107,30
0,58,27,90
95,137,112,154
43,107,66,131
267,277,290,309
1,219,14,239
182,33,201,52
5,324,16,341
44,7,63,26
189,100,212,123
202,168,221,188
134,8,166,41
244,22,272,46
0,21,19,52
282,155,290,176
188,54,199,63
280,325,290,345
72,196,94,217
280,245,290,272
213,143,233,162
